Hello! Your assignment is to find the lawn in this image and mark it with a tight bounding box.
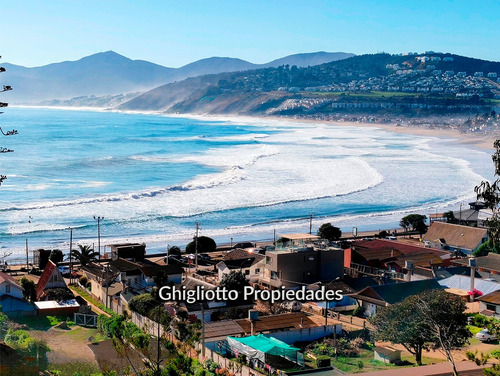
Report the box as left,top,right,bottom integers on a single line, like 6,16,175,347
13,315,75,331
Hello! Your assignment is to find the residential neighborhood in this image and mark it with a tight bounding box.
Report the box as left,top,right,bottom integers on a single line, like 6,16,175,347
1,201,500,376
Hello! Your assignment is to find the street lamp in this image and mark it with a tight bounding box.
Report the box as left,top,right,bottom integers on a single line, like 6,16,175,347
94,216,104,260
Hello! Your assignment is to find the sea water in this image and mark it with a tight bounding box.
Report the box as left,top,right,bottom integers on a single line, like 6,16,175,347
0,107,493,258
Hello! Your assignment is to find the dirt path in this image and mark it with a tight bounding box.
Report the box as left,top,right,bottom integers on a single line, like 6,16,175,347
31,326,99,366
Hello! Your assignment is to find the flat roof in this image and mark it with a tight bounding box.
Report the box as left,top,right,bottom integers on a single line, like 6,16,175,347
35,299,80,309
279,233,320,240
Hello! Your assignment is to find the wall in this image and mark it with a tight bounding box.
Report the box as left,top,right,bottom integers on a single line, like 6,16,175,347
0,282,23,299
263,325,341,344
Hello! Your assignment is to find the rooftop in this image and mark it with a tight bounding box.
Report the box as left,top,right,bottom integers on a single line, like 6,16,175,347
235,312,318,334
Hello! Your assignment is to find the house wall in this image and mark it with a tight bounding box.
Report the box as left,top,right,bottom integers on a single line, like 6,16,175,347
479,301,500,317
0,281,23,299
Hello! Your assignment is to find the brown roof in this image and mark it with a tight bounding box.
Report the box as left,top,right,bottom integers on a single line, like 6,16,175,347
36,260,60,299
0,272,22,289
235,312,318,334
223,249,264,261
422,222,488,251
454,253,500,273
204,320,245,339
477,290,500,305
353,239,447,262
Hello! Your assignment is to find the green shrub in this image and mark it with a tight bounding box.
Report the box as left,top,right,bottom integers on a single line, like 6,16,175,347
316,355,331,368
79,276,88,286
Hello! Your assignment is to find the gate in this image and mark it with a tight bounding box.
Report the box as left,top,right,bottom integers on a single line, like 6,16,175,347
74,312,98,327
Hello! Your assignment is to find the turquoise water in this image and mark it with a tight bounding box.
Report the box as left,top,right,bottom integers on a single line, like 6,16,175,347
0,107,493,257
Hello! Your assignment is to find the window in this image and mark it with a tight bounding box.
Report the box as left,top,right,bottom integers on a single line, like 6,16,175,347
486,304,496,312
266,256,273,265
5,285,10,294
245,270,250,275
271,271,279,280
255,268,260,274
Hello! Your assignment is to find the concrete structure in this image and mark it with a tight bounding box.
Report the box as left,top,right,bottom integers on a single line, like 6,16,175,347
260,234,343,288
374,346,401,364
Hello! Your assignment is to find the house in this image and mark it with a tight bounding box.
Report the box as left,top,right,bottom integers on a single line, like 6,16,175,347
452,201,492,227
36,260,68,300
259,233,344,288
422,222,488,255
350,279,443,316
438,275,500,301
109,242,146,262
477,291,500,317
217,249,265,282
453,253,500,278
0,272,35,317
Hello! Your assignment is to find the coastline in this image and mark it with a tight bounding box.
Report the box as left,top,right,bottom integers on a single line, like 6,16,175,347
3,105,492,259
13,104,497,151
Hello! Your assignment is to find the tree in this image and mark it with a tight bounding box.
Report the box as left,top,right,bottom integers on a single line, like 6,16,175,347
0,56,16,187
219,270,249,303
185,236,216,254
317,223,342,241
370,294,433,365
48,249,64,264
476,139,500,247
168,245,182,255
70,244,99,266
370,290,470,373
443,211,458,224
400,214,427,232
19,277,36,302
415,290,470,376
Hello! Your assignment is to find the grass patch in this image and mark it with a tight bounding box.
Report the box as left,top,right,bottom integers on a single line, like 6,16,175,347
47,362,100,376
13,315,75,331
70,286,114,316
467,325,482,335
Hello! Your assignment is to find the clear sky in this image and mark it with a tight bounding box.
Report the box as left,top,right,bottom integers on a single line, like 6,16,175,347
2,0,499,67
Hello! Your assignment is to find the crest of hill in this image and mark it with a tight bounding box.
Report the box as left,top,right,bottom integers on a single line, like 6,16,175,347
119,52,500,114
2,51,354,104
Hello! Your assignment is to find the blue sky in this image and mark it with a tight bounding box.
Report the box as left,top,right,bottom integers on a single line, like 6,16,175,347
2,0,499,67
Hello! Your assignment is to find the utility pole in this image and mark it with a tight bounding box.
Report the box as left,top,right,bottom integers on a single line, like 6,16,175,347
195,222,199,270
309,213,313,235
94,216,104,260
69,227,73,284
201,303,205,357
25,239,29,270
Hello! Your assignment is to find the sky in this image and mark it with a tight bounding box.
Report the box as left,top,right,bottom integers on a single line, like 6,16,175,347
2,0,499,68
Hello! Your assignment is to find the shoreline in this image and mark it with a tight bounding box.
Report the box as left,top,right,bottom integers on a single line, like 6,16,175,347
12,104,498,151
3,105,492,258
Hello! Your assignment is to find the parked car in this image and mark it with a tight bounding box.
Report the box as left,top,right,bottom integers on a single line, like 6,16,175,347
199,254,212,260
476,328,497,342
58,266,71,275
231,242,256,249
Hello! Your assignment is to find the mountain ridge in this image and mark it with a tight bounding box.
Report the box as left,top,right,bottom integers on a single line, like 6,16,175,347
2,50,354,103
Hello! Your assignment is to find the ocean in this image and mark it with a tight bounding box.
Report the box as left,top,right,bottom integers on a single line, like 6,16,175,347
0,107,493,259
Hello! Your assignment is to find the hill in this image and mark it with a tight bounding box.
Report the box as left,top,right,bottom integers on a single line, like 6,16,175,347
119,52,500,120
2,51,354,104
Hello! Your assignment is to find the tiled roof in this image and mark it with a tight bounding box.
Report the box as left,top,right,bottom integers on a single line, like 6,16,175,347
454,253,500,273
352,279,443,305
477,290,500,305
353,239,447,262
223,249,264,261
423,222,488,250
0,272,22,289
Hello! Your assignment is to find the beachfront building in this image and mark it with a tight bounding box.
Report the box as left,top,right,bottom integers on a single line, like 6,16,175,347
259,233,344,289
423,222,488,255
0,271,35,317
217,249,265,282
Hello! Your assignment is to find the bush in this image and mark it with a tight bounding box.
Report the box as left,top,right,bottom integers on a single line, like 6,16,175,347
128,293,161,317
186,236,217,253
316,355,331,368
353,306,366,317
79,276,88,286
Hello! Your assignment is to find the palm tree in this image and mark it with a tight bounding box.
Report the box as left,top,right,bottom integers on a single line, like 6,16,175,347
70,244,99,266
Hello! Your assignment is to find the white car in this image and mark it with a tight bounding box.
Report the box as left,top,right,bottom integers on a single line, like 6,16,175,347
476,328,497,342
58,266,71,275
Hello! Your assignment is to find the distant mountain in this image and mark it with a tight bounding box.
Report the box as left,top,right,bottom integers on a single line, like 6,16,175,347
261,52,355,68
1,51,354,104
